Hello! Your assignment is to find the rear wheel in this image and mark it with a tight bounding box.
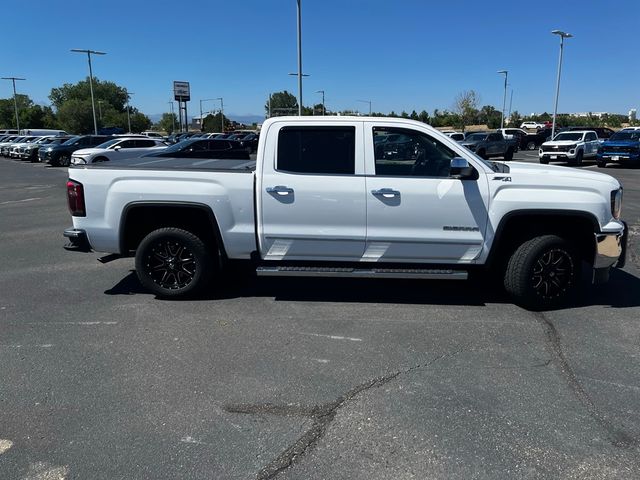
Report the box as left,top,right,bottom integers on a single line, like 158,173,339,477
596,158,607,168
135,227,214,298
526,141,536,150
504,235,579,309
477,149,487,160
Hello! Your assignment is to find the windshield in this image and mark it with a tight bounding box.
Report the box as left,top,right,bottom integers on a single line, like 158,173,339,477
609,131,640,141
62,136,83,146
465,133,487,141
159,139,197,153
553,132,583,141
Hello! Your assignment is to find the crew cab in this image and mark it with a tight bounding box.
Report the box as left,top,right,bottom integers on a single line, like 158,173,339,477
459,132,517,160
497,128,546,151
64,117,627,309
539,130,600,165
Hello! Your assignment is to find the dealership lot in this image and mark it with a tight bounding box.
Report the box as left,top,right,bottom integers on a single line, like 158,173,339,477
0,158,639,478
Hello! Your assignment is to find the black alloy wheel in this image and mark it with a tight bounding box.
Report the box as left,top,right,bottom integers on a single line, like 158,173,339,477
135,227,213,297
526,141,536,150
504,235,579,309
58,153,71,167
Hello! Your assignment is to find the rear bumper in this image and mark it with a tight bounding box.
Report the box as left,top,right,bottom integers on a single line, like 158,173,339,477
63,228,92,252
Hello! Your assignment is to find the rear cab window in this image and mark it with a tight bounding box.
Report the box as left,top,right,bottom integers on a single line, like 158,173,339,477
277,126,355,175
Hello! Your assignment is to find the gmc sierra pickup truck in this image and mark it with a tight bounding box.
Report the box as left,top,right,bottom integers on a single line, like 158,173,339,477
64,117,627,309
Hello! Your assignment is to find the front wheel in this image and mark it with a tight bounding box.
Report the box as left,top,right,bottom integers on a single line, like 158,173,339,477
504,235,579,309
504,147,514,161
596,159,607,168
135,227,214,298
539,157,549,164
58,154,71,167
570,150,583,166
477,149,487,160
526,141,536,150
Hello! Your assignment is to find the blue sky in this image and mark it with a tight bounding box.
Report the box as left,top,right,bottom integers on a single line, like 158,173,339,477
2,0,639,120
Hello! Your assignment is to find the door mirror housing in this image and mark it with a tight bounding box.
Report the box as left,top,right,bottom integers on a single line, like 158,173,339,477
113,145,122,151
450,157,475,179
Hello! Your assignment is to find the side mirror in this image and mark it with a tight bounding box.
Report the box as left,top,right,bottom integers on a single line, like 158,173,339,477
450,157,475,179
113,145,122,151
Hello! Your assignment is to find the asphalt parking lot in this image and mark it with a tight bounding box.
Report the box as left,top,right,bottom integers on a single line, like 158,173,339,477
1,156,639,479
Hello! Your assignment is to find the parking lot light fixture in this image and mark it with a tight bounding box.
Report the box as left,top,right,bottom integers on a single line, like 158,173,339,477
551,30,573,139
315,90,325,115
357,100,372,116
125,89,134,133
215,97,224,132
199,98,217,132
1,76,26,131
168,101,176,132
70,49,106,135
497,70,508,129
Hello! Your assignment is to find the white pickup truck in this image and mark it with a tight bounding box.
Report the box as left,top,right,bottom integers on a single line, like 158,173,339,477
64,116,627,309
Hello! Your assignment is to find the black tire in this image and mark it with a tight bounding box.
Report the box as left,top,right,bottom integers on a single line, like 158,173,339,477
596,159,607,168
504,147,514,161
477,149,487,160
570,150,583,166
135,227,214,298
58,154,71,167
504,235,580,309
539,157,549,164
526,141,536,150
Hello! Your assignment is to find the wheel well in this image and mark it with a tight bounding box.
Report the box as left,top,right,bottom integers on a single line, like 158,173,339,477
120,204,222,256
489,213,597,268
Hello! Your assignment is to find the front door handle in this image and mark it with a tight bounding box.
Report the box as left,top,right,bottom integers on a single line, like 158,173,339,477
266,185,294,195
372,188,400,198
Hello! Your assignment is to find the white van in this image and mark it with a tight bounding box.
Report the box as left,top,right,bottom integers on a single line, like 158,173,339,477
20,128,68,136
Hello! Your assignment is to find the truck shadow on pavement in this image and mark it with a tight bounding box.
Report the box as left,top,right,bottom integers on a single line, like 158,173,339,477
105,267,640,310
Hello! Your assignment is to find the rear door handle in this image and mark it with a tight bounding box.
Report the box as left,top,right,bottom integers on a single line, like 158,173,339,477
372,188,400,198
266,185,294,195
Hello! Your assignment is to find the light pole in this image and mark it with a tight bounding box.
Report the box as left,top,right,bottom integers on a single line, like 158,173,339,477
315,90,325,115
357,99,372,116
288,72,310,114
551,30,573,139
1,76,26,131
125,89,134,133
296,0,302,115
508,88,514,122
497,70,508,129
215,97,224,132
70,49,106,135
199,98,217,131
97,100,103,121
168,101,176,132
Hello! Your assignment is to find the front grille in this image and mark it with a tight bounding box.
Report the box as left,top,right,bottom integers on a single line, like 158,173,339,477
604,146,637,154
542,144,572,152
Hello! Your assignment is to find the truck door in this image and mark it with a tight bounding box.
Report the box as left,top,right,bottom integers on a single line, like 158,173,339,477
487,133,503,156
258,123,366,261
364,124,489,263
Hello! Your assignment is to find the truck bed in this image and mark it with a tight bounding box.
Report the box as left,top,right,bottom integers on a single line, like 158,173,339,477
82,156,257,172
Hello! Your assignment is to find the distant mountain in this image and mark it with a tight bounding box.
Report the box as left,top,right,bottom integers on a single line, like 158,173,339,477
147,113,264,125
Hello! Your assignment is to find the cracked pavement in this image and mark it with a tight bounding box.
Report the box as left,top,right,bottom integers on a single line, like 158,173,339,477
1,158,639,479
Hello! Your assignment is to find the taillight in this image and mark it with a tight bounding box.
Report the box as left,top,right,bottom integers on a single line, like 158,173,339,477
67,180,86,217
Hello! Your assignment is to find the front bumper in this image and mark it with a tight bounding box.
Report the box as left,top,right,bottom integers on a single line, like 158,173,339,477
597,153,640,163
63,228,92,252
594,221,627,270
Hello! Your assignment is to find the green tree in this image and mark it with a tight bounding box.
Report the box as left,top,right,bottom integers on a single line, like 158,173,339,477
454,90,480,129
50,77,127,111
56,98,96,134
508,110,522,128
265,91,298,117
418,110,430,124
157,113,178,134
202,112,230,133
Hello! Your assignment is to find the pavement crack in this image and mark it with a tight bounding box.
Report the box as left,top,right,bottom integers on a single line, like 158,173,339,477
224,346,467,479
533,311,637,448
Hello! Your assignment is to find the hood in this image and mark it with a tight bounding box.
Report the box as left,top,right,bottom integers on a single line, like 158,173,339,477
72,147,104,157
542,140,580,147
502,161,619,186
601,140,640,148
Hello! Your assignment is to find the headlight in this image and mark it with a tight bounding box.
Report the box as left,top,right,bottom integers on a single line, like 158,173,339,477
611,187,623,219
71,157,86,165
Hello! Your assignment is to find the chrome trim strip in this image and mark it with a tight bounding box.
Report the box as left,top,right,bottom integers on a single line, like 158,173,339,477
256,266,468,280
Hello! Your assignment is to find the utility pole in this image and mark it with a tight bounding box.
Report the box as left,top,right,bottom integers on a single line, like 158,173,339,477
168,101,176,132
125,89,134,133
551,30,573,139
316,90,325,115
70,49,106,135
497,70,508,129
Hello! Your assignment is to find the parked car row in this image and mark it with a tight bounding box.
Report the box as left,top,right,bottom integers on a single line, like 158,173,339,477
167,131,260,153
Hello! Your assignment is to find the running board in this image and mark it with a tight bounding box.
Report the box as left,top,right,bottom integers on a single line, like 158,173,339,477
256,266,468,280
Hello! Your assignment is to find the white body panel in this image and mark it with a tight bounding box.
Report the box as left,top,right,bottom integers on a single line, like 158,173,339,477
70,117,624,267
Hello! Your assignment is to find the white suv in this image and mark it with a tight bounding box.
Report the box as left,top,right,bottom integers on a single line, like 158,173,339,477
520,121,546,130
71,137,167,165
539,130,599,166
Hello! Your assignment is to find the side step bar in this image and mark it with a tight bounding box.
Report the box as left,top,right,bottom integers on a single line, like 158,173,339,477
256,266,468,280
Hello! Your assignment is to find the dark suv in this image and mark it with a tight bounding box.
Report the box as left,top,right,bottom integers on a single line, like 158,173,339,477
40,135,114,166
